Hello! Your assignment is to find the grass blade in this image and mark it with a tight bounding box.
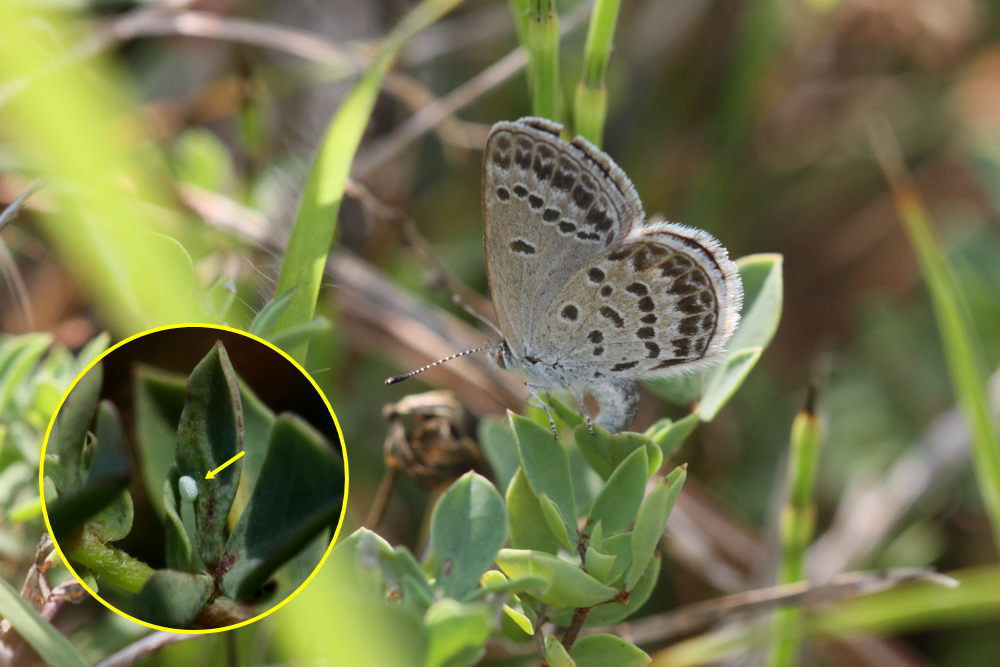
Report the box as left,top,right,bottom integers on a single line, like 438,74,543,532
272,0,463,360
868,118,1000,552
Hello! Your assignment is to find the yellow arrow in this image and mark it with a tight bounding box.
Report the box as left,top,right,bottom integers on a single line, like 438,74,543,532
205,450,246,479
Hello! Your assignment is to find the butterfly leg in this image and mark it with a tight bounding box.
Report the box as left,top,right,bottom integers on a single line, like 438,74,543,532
568,389,595,435
591,380,639,434
524,383,559,438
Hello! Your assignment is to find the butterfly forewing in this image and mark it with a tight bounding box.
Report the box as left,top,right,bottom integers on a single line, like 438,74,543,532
482,118,643,356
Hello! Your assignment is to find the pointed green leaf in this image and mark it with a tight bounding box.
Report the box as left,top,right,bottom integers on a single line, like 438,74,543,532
431,471,507,600
248,288,297,337
507,468,562,555
175,342,244,566
698,347,762,421
479,417,520,492
583,547,616,584
48,401,132,540
0,332,51,412
162,474,198,572
268,316,332,351
510,413,576,536
587,447,648,535
570,634,649,667
133,570,213,629
496,549,617,608
600,533,632,586
466,572,547,601
539,492,576,551
628,467,686,589
546,634,576,667
47,363,103,494
221,414,344,601
644,412,699,462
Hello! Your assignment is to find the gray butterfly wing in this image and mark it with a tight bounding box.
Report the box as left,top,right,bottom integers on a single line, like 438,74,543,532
533,221,744,384
483,117,643,357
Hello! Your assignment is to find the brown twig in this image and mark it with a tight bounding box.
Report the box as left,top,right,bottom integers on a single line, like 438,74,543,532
365,467,399,529
93,632,198,667
596,568,955,646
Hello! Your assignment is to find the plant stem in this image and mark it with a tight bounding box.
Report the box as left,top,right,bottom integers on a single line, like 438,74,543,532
561,606,591,649
769,380,822,667
510,0,561,121
574,0,621,145
63,530,155,594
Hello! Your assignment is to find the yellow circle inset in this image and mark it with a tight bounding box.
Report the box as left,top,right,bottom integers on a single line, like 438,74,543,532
38,323,350,634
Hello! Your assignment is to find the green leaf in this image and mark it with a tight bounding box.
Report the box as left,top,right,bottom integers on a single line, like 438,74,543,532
0,332,51,412
48,401,132,540
133,570,213,629
496,549,617,608
583,547,616,584
249,288,297,338
0,577,89,667
628,467,685,589
697,347,762,421
644,411,699,462
599,533,631,586
47,363,103,494
162,474,199,572
133,365,187,518
587,446,648,535
271,0,464,361
725,254,783,354
479,417,520,492
175,342,244,565
574,425,651,481
221,414,344,601
510,413,577,538
424,599,492,667
466,571,548,601
570,633,649,666
585,554,660,626
72,332,110,374
545,634,576,667
431,471,507,600
539,492,576,551
268,316,332,351
507,468,562,555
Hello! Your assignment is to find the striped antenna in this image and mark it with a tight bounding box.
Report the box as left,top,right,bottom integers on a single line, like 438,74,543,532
384,345,491,385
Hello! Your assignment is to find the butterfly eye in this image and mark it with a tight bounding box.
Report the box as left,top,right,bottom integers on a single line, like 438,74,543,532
525,355,541,364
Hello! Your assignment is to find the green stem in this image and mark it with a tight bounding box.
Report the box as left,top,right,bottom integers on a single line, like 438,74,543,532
511,0,561,121
64,530,156,594
574,0,622,145
769,382,822,667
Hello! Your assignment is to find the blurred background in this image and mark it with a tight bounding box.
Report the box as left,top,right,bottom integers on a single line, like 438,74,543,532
1,0,999,664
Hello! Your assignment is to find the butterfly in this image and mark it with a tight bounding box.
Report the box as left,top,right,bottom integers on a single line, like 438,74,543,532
389,117,743,434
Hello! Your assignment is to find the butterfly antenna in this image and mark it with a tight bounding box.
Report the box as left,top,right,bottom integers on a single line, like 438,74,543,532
452,294,504,338
384,345,491,385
